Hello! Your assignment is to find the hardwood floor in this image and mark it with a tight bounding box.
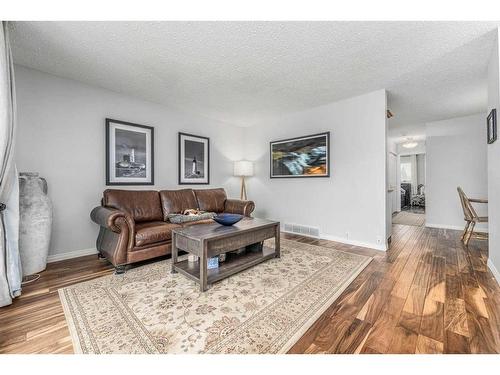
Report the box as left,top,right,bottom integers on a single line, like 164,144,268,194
0,224,499,354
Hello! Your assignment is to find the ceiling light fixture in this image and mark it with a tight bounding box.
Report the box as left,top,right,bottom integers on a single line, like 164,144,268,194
402,138,418,149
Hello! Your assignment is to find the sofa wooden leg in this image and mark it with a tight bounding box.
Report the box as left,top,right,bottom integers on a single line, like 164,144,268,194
114,265,126,274
97,252,105,259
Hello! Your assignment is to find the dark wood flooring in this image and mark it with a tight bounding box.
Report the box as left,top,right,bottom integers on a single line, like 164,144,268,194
0,224,499,354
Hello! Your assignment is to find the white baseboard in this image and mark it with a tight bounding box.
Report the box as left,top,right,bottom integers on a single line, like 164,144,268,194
487,259,500,286
425,223,463,231
47,248,98,263
50,228,389,264
425,222,488,233
282,229,387,252
321,234,387,251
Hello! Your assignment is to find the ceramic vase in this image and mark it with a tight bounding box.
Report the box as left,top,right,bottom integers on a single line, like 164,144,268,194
18,172,53,276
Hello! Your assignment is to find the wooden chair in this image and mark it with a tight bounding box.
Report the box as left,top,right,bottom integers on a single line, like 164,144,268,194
457,187,488,245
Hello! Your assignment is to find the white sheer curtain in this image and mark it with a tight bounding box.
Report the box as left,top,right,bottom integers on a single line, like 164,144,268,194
0,21,22,307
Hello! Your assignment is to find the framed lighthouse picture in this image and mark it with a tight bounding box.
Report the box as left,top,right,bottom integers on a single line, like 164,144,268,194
178,132,210,185
105,118,154,185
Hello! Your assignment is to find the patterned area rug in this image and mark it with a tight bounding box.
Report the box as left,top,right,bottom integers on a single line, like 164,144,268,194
392,211,425,227
58,239,371,354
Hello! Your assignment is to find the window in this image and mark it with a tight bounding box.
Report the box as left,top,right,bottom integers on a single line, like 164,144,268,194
401,157,412,182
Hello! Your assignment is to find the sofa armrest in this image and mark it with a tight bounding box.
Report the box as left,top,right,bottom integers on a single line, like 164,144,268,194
90,206,136,266
90,206,135,233
224,199,255,217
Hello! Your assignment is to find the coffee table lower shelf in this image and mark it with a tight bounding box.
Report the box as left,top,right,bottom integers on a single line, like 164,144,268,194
173,246,276,286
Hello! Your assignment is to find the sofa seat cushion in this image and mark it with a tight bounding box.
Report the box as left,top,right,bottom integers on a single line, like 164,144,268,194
135,221,181,247
194,188,227,213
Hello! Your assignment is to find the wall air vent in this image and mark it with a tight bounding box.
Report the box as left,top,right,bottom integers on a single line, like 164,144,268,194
282,222,320,238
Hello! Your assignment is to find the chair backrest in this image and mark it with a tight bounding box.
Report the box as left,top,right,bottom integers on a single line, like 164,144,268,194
457,186,477,221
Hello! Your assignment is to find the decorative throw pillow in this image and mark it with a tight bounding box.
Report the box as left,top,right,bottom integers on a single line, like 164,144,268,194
167,211,216,224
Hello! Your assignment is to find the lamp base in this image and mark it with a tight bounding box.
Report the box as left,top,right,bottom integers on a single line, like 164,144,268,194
240,176,247,201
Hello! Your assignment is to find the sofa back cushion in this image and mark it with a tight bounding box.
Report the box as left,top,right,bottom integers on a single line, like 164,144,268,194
194,188,227,213
159,189,198,219
103,189,163,222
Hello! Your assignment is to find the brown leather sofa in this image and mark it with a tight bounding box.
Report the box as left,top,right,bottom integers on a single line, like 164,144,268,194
90,188,255,273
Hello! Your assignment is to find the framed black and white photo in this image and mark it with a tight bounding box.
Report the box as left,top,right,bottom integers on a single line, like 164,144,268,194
270,132,330,178
487,109,497,144
105,118,154,185
178,132,210,184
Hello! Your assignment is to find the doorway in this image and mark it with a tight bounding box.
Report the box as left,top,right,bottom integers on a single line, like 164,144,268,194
393,153,426,226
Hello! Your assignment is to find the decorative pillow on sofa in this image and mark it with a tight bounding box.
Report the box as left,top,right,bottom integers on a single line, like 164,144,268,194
167,211,216,224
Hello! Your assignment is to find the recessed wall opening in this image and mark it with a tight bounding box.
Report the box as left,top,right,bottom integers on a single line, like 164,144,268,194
396,152,426,226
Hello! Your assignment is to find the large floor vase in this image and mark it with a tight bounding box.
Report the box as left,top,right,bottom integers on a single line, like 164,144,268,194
19,172,53,276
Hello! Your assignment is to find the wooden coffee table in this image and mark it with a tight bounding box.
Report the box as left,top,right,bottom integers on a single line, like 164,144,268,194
171,217,280,291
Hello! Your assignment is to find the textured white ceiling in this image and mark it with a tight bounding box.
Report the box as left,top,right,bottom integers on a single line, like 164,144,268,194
9,21,500,130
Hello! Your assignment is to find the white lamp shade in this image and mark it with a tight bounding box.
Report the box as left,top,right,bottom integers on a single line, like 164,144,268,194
234,160,254,177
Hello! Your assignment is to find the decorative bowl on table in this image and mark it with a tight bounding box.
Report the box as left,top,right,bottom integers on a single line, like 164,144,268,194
213,213,243,226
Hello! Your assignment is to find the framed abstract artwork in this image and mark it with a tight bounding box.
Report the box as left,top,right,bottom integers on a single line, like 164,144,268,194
105,118,154,185
270,132,330,178
487,109,497,144
178,132,210,184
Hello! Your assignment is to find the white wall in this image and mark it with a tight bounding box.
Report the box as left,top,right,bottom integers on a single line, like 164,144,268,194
14,66,244,257
487,28,500,282
425,113,487,231
243,89,388,250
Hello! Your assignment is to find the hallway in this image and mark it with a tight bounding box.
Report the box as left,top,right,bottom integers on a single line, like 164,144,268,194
392,211,425,227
